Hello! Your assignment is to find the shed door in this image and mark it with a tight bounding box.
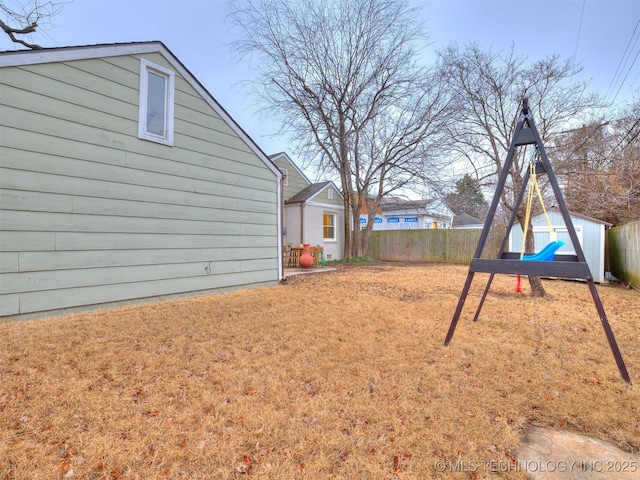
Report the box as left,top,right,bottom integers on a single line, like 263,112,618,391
532,225,583,254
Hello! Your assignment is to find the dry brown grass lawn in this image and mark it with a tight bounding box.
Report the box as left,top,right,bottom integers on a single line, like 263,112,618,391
1,263,639,479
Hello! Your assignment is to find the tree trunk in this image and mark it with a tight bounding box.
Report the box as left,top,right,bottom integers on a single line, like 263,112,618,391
528,275,546,297
358,211,376,257
351,210,362,258
342,191,353,259
524,218,547,297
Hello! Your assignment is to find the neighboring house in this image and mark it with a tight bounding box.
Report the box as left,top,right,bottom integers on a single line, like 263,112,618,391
0,42,282,318
359,198,450,230
452,213,484,229
509,208,612,283
270,152,344,261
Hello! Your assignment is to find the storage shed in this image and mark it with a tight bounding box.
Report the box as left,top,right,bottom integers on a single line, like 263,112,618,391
0,42,282,318
509,208,612,283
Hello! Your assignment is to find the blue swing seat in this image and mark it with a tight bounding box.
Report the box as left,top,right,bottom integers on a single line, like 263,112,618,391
521,240,565,262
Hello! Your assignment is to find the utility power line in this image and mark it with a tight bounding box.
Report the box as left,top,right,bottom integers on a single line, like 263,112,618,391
605,18,640,105
572,0,586,61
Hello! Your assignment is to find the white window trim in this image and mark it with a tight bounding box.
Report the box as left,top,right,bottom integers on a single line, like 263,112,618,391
138,59,175,146
327,188,333,199
532,225,583,254
282,168,289,187
509,225,583,253
323,212,337,241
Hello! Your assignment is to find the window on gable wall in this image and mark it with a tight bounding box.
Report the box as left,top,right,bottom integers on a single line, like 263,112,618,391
327,188,333,199
323,212,336,240
282,168,289,186
138,59,175,146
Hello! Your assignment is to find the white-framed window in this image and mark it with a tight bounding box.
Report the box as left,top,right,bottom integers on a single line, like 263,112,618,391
282,168,289,186
323,212,336,240
533,226,582,254
327,188,334,199
138,59,175,146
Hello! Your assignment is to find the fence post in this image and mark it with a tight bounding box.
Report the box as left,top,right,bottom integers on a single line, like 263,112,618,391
608,220,640,288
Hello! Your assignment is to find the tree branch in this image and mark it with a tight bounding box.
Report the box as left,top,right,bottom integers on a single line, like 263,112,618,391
0,18,41,48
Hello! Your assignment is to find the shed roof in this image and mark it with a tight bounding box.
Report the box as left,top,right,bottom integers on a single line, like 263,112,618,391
452,213,483,227
539,207,613,227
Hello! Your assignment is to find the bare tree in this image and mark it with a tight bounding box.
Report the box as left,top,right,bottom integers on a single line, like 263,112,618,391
607,103,640,222
229,0,449,258
554,102,640,225
438,43,602,296
0,0,68,49
351,74,451,255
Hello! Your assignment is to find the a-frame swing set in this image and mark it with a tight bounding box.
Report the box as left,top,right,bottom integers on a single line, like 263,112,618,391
443,98,632,384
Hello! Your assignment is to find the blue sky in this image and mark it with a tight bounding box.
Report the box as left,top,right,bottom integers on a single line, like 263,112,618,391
2,0,639,171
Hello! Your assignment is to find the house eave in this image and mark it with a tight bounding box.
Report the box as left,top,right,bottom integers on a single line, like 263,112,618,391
269,152,311,185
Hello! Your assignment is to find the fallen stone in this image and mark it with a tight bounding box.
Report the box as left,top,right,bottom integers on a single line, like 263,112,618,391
517,427,640,480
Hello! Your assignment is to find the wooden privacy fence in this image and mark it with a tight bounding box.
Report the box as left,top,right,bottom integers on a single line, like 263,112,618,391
368,228,505,264
608,220,640,288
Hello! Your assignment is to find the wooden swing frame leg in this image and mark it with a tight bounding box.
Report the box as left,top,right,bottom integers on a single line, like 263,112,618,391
473,273,495,322
587,280,631,383
444,272,475,346
443,98,632,384
449,272,632,383
468,164,533,324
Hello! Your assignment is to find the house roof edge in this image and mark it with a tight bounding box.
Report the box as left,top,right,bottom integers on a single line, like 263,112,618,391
0,41,281,180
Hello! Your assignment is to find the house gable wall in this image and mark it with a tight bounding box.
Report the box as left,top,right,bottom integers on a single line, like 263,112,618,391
0,49,279,317
270,153,345,261
302,204,344,261
308,185,343,208
272,154,309,200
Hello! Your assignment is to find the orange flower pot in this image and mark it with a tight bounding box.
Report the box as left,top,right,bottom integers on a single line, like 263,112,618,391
299,243,314,269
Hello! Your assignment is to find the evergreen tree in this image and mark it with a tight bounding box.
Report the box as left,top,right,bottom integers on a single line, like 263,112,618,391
446,173,488,218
